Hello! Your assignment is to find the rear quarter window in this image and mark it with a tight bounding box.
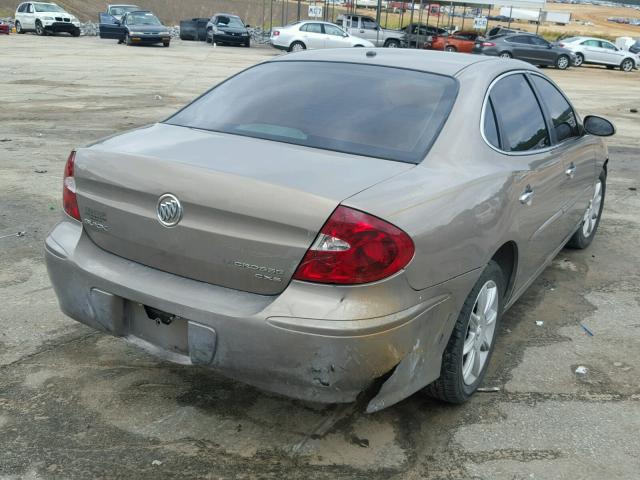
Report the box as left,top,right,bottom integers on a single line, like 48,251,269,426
166,61,459,164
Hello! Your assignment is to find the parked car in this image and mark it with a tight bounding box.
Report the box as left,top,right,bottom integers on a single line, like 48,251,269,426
336,14,406,47
205,13,250,47
46,49,614,412
106,4,140,22
473,33,577,69
486,26,524,38
630,40,640,54
14,2,80,36
99,10,171,47
402,23,447,48
0,19,10,34
430,31,480,53
557,36,637,72
270,21,374,52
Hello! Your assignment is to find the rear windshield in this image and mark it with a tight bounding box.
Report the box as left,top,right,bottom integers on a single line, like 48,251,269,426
166,61,458,164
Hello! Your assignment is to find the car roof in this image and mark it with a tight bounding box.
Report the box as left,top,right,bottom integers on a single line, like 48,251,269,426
270,48,509,77
215,13,241,17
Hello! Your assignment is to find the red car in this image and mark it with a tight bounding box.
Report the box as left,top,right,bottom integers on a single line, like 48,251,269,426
0,21,10,35
429,31,480,53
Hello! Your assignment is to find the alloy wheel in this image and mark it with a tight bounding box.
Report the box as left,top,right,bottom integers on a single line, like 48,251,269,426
291,42,304,52
557,56,569,69
622,59,633,72
582,180,603,238
575,54,584,67
35,22,44,35
462,280,499,385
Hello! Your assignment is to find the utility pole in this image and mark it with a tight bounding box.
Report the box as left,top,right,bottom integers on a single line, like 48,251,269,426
297,0,301,21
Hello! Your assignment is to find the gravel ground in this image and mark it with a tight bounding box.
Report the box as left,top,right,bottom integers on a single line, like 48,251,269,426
1,35,639,480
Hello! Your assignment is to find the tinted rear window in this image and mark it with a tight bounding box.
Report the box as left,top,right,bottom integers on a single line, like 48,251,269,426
166,61,458,164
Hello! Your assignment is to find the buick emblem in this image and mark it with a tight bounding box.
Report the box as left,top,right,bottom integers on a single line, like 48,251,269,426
156,193,183,227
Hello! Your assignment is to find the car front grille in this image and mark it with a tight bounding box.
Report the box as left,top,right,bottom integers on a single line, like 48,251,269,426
54,17,71,22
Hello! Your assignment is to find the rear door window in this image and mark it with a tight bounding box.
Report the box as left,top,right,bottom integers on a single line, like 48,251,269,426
530,75,580,143
509,35,532,44
167,61,459,164
489,74,550,152
300,23,323,33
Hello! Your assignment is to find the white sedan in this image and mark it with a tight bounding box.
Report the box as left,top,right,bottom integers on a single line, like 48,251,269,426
271,21,374,52
558,36,638,72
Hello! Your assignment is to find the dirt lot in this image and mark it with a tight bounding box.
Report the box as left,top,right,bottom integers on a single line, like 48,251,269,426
1,35,639,480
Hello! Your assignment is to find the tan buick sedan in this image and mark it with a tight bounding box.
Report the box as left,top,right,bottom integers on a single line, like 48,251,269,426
46,49,614,412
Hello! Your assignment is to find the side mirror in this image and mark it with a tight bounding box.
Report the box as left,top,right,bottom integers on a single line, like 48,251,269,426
583,115,615,137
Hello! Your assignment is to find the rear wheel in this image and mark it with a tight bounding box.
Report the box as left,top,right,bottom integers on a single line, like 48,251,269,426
205,28,212,43
445,45,457,52
163,40,170,47
556,54,570,70
566,170,606,249
384,38,400,48
574,52,584,67
621,58,634,72
125,33,132,46
15,21,25,34
289,41,305,52
35,20,45,36
499,51,512,59
426,260,505,403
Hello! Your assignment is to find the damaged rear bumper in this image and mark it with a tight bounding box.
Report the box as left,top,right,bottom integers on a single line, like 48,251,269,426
45,218,478,411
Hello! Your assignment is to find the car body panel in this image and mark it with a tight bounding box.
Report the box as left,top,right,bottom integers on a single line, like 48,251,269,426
430,31,479,53
46,49,608,410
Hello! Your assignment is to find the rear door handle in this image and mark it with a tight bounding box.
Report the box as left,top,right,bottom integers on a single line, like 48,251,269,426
566,163,576,178
519,186,534,206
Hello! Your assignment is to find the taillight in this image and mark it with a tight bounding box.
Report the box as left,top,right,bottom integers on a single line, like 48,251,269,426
481,42,496,47
272,30,280,36
559,43,565,47
63,151,80,221
293,206,414,285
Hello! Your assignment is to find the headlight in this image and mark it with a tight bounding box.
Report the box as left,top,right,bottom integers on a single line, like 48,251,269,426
43,16,54,20
129,31,144,35
242,32,248,36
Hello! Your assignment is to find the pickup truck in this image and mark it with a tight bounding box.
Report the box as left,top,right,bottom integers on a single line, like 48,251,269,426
336,14,406,48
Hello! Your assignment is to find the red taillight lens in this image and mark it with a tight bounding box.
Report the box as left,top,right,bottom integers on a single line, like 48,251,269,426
273,30,280,36
63,151,80,221
481,42,496,47
559,43,565,47
293,206,415,285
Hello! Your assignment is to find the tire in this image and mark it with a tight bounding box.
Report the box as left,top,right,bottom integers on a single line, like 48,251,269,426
556,54,570,70
384,39,400,48
35,20,45,36
574,52,584,67
289,41,305,52
445,45,457,52
163,41,170,47
244,40,250,48
125,34,132,46
426,260,505,403
566,170,606,249
205,29,212,43
499,51,512,59
354,44,364,47
16,21,25,34
620,58,634,72
71,28,80,37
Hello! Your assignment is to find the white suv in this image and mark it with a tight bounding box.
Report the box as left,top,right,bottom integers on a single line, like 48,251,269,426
15,2,81,37
559,36,638,72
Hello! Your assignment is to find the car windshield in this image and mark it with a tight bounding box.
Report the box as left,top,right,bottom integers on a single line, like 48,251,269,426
166,61,458,164
34,3,65,12
126,12,161,26
111,6,140,15
217,16,244,28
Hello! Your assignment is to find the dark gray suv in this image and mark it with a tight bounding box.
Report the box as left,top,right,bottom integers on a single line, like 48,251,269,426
473,33,577,70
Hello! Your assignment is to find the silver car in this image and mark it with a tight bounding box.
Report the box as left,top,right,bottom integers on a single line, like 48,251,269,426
559,36,638,71
270,21,373,52
46,50,614,412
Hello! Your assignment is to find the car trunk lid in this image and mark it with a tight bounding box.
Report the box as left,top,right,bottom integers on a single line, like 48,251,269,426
74,123,413,295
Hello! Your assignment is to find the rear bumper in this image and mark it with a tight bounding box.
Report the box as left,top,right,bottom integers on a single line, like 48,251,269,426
45,218,469,408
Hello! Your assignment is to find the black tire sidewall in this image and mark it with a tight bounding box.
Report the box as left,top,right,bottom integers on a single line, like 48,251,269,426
457,261,505,397
567,171,606,249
